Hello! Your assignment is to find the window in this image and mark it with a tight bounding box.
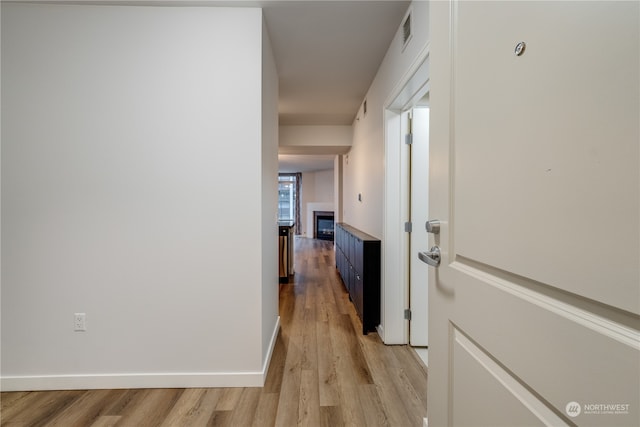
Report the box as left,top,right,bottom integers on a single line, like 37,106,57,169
278,173,301,234
278,175,296,221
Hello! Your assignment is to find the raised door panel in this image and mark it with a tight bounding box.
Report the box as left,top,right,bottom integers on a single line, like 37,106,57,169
452,326,564,426
452,0,639,314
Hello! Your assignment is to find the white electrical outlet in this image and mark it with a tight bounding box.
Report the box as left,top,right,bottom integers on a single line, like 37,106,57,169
74,313,86,331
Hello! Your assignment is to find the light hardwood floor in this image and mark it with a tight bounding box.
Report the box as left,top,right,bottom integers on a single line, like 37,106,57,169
1,237,428,426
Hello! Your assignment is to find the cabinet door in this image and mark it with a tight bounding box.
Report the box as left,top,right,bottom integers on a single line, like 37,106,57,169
348,263,356,298
338,250,347,288
342,256,348,289
348,233,355,264
354,238,364,275
354,271,364,321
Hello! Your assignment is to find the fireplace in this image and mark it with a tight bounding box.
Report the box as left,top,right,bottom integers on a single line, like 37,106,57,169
314,211,335,241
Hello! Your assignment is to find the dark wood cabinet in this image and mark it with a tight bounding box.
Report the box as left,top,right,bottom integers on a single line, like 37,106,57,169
335,223,380,334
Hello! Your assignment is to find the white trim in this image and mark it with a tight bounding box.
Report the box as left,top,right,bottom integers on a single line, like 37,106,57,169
376,323,385,341
262,315,281,383
452,261,640,350
382,108,409,344
382,43,431,345
2,317,282,392
1,371,263,392
385,42,431,111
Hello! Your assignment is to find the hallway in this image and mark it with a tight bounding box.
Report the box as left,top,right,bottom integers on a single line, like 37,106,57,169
0,237,428,426
272,237,428,426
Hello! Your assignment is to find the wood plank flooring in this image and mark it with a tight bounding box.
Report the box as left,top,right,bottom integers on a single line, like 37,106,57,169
1,237,428,426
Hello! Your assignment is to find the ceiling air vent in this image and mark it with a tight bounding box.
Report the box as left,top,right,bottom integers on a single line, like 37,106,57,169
402,11,412,50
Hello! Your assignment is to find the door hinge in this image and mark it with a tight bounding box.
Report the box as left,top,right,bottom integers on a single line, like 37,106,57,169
404,309,412,320
405,111,413,145
404,221,412,233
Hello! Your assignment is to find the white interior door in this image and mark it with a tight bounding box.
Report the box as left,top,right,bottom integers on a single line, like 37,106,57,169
427,1,640,426
409,106,430,346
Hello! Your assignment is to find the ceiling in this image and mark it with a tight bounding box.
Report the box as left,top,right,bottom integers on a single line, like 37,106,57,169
263,0,410,172
278,154,336,173
262,1,411,126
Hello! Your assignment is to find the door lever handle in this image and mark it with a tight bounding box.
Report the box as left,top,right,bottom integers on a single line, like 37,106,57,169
425,220,440,234
418,246,441,267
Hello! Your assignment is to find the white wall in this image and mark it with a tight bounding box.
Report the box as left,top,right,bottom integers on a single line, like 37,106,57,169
334,156,343,224
343,1,429,238
311,169,335,202
1,3,278,390
300,169,334,236
343,1,430,344
261,15,280,374
279,125,351,154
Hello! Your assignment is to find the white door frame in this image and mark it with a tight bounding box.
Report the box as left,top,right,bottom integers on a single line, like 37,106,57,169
381,45,430,344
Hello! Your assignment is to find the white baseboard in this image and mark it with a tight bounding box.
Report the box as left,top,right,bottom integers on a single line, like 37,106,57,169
0,371,264,392
261,315,281,384
1,316,282,392
376,323,385,341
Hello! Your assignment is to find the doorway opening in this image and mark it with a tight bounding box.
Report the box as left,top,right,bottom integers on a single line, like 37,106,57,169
406,100,430,366
382,52,430,359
